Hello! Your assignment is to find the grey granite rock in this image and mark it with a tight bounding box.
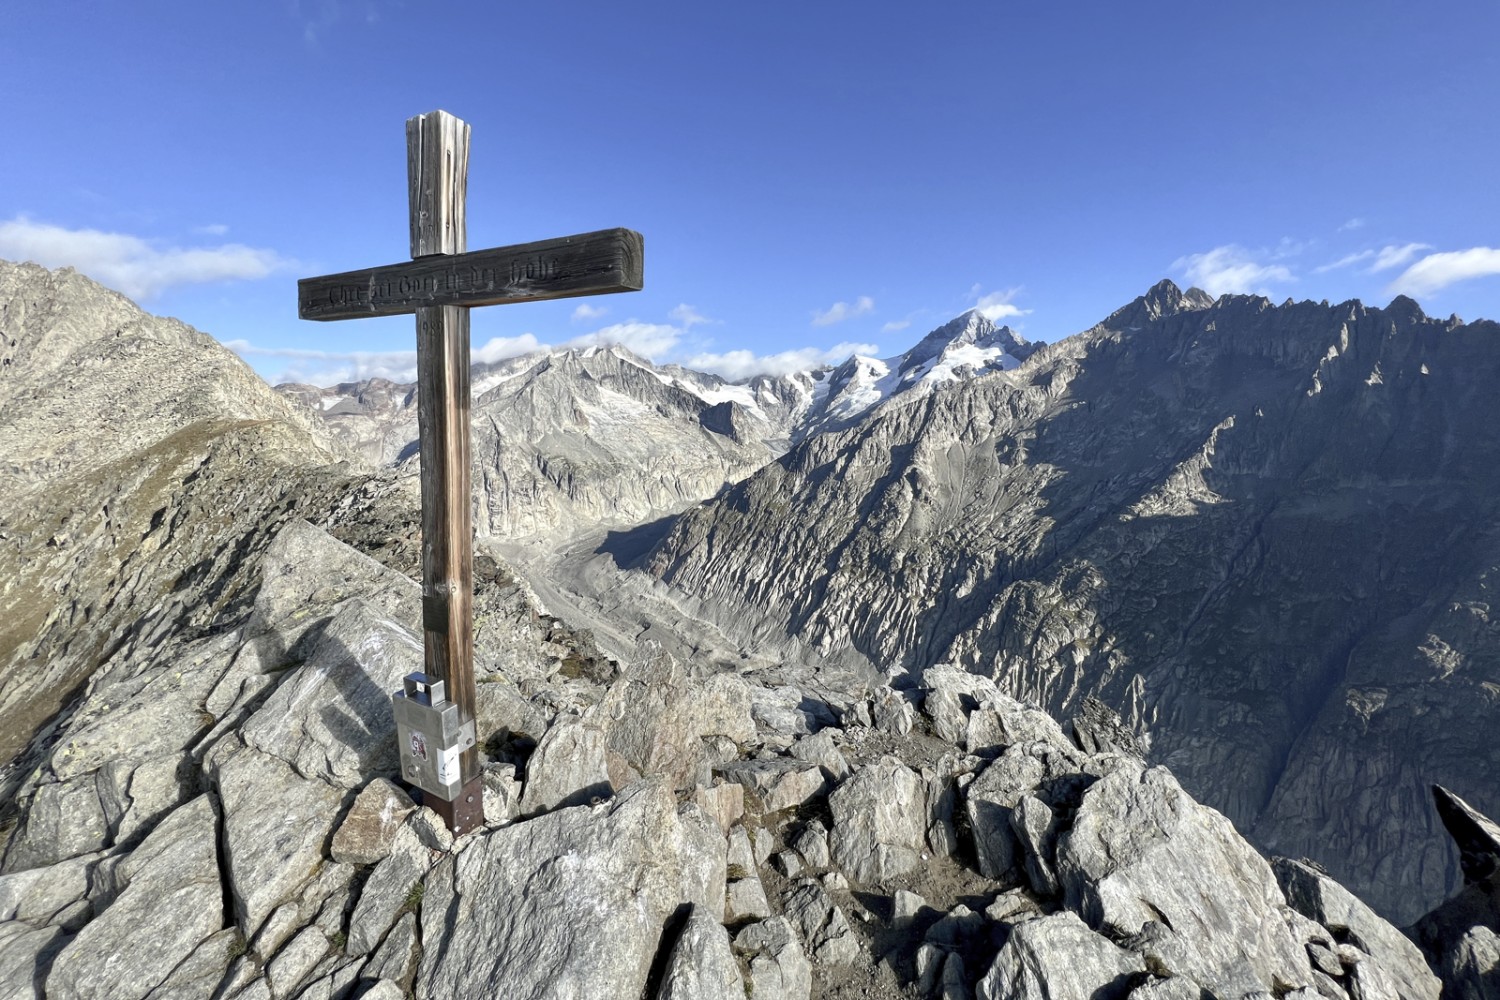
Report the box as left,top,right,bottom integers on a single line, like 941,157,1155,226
0,921,69,1000
214,745,345,939
361,911,419,985
266,925,331,998
46,795,223,1000
716,758,828,814
1011,794,1059,896
657,903,746,1000
1056,764,1313,997
143,928,243,1000
518,714,612,814
792,820,832,869
595,645,754,791
783,878,859,965
976,911,1145,1000
0,851,100,930
726,871,773,923
1274,858,1439,1000
789,729,851,782
2,777,109,873
240,598,423,789
964,745,1048,880
828,757,929,885
347,825,431,957
331,778,416,865
415,781,720,1000
735,916,812,1000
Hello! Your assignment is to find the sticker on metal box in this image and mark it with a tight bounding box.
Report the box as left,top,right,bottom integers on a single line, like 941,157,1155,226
409,730,429,761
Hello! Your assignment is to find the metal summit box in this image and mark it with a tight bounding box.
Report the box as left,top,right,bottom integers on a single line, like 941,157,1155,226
392,672,476,802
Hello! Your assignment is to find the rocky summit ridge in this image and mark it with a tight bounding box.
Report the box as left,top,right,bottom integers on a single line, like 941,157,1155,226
0,261,1496,999
637,279,1500,923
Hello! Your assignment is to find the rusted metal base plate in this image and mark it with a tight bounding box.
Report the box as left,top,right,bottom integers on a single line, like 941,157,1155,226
422,775,485,837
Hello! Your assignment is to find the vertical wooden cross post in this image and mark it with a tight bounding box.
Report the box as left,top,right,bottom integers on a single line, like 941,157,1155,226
298,110,644,835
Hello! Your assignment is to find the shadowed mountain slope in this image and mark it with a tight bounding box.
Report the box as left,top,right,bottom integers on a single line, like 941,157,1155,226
642,279,1500,922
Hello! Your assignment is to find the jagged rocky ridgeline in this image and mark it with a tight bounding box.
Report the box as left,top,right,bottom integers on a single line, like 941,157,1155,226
0,514,1483,999
636,280,1500,923
274,309,1032,538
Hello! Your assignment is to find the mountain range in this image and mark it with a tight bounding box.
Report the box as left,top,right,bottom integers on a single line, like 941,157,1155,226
1,259,1498,999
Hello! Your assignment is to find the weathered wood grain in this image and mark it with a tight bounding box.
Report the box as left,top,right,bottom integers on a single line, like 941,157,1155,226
297,228,645,321
407,110,468,257
408,112,481,825
415,305,478,795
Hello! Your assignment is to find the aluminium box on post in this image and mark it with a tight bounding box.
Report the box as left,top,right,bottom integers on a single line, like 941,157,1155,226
392,672,476,801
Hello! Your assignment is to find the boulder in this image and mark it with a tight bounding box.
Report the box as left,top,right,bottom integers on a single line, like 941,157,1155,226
1055,764,1314,998
518,714,612,815
0,922,68,1000
964,746,1048,880
596,646,754,791
734,916,812,1000
1274,858,1440,1000
347,825,432,956
828,757,929,885
214,745,344,939
716,758,828,814
789,730,851,782
1070,696,1145,759
656,903,746,1000
414,781,721,999
1432,784,1500,885
977,911,1145,1000
331,778,416,865
240,599,423,789
2,778,110,873
782,878,859,965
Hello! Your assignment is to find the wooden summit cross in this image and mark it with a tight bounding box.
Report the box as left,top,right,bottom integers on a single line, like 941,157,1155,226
298,110,644,834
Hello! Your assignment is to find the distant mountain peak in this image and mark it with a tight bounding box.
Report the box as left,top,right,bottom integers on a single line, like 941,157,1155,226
897,309,1029,378
1109,279,1217,328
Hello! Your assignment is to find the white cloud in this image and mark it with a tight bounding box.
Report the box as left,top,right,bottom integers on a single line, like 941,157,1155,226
1339,217,1366,232
473,333,544,364
686,341,880,380
668,303,714,328
812,296,874,326
971,287,1031,321
571,303,607,322
1172,245,1295,295
1370,243,1432,272
564,321,682,359
225,339,419,385
1313,249,1375,274
881,319,911,333
1388,247,1500,297
0,216,294,299
1314,242,1432,275
194,223,230,236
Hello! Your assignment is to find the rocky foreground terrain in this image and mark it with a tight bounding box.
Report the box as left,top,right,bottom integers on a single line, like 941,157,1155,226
1,262,1497,998
3,503,1496,1000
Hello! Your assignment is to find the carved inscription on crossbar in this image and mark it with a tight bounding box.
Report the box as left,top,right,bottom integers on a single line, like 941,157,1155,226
299,228,643,321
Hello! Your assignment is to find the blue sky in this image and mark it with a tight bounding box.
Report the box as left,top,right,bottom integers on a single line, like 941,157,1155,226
2,2,1496,385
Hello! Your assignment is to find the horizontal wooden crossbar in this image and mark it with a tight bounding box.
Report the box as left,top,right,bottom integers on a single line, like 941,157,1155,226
298,227,644,321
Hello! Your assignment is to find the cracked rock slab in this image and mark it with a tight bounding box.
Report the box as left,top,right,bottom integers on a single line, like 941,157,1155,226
45,795,223,1000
